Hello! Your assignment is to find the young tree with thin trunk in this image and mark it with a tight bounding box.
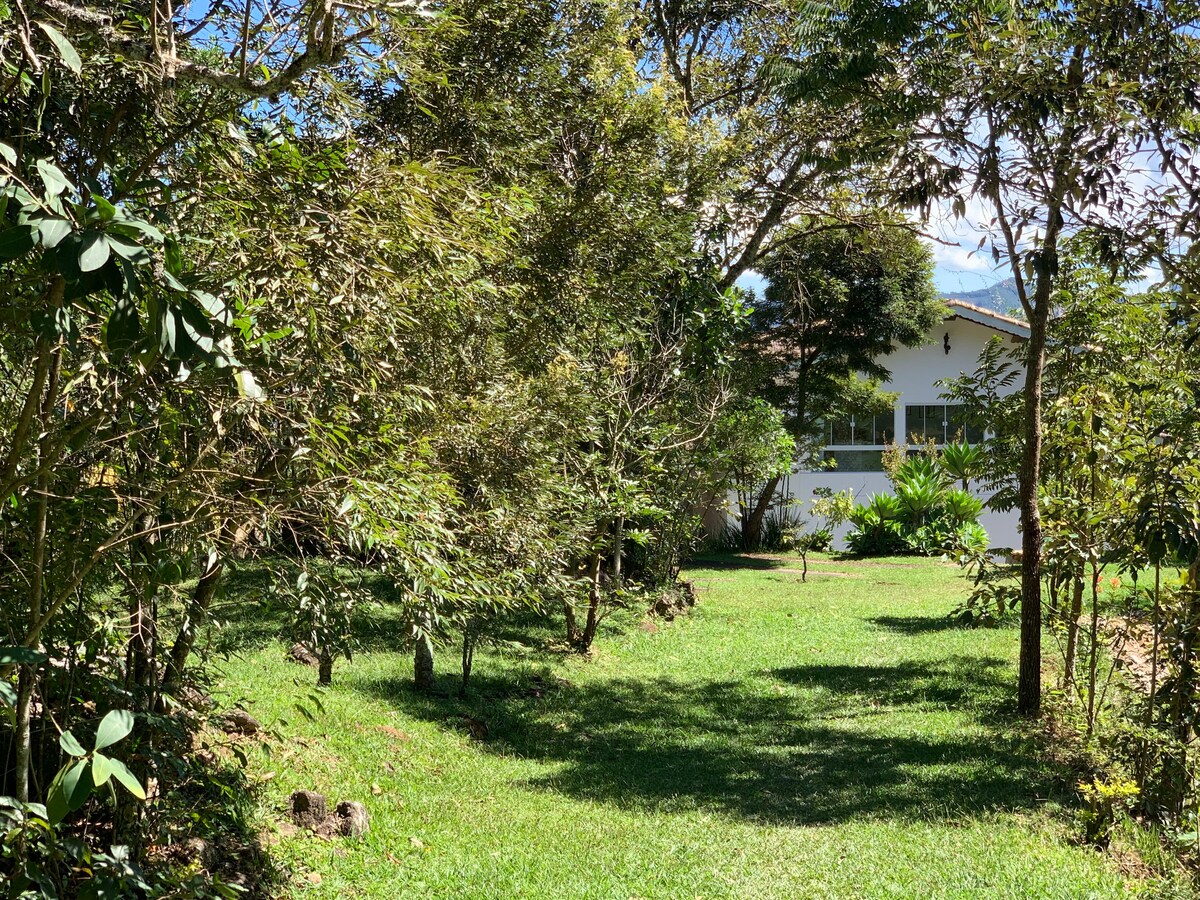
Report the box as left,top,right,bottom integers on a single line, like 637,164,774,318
778,0,1154,714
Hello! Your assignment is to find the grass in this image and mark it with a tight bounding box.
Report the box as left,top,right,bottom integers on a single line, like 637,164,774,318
213,552,1153,898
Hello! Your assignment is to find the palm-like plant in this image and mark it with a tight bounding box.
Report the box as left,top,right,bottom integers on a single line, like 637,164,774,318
895,471,943,526
868,493,903,521
897,455,943,484
943,487,984,524
940,441,985,490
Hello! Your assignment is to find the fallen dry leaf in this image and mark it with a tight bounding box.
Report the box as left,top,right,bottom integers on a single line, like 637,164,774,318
377,725,411,741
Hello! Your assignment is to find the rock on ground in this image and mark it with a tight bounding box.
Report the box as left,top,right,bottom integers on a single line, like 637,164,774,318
289,790,328,830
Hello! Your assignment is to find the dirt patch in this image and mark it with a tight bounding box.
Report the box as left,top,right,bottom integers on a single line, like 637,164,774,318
376,725,412,742
1104,617,1160,696
690,568,858,579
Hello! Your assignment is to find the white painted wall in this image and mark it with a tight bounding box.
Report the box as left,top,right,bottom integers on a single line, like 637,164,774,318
713,314,1026,549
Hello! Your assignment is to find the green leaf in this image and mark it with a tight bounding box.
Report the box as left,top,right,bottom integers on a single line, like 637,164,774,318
155,299,177,355
30,307,75,343
91,751,114,787
78,231,110,272
164,237,183,274
192,290,229,324
107,234,150,265
34,215,72,249
106,294,141,354
109,215,165,244
0,224,35,260
36,158,72,197
0,141,15,166
235,369,264,402
0,646,47,666
46,758,91,825
94,709,134,750
36,22,82,74
0,681,15,710
90,193,117,221
59,730,86,757
105,756,146,800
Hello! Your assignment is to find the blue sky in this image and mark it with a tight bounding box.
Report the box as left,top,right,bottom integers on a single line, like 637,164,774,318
735,234,1003,301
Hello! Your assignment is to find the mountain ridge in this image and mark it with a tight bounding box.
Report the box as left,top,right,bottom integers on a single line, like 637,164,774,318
942,278,1023,317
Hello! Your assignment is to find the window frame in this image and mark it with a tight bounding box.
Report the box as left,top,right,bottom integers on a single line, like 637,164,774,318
820,411,896,472
902,402,987,446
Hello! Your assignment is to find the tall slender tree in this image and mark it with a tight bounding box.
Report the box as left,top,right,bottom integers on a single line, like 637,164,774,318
776,0,1158,713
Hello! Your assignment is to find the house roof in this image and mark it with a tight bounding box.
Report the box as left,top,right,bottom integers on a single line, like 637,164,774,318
944,299,1030,340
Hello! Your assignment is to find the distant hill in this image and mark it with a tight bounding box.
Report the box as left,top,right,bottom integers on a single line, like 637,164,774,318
942,279,1023,318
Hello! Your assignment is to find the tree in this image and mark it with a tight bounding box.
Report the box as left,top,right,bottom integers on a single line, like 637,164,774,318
715,399,794,544
778,0,1168,714
639,0,907,289
738,221,942,549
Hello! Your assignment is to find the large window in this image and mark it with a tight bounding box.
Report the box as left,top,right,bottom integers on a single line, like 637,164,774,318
824,413,895,447
821,412,894,471
822,449,885,471
904,404,986,445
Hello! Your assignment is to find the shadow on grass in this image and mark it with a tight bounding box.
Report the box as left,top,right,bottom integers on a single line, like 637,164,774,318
355,654,1054,827
768,656,1013,720
207,560,411,656
868,614,970,636
686,553,791,571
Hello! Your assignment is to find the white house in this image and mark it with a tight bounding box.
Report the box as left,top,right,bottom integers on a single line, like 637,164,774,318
713,299,1029,549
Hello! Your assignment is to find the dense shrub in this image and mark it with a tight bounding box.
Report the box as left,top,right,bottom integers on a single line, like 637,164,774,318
846,452,989,557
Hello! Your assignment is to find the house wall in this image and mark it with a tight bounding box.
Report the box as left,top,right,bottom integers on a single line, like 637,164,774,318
716,314,1026,550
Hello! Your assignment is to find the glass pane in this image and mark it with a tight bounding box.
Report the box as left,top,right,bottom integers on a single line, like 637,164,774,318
946,405,987,445
823,449,884,472
946,404,965,443
905,406,923,443
855,415,872,446
925,404,947,443
876,413,895,445
829,415,853,445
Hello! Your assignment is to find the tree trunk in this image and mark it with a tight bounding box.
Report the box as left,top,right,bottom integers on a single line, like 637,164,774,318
413,608,435,692
1046,569,1061,619
318,649,332,687
128,515,159,708
460,626,476,697
161,546,225,693
1086,564,1101,737
578,551,603,652
15,339,60,805
611,516,624,586
564,597,581,645
13,666,36,805
1016,305,1049,716
1063,575,1084,695
1148,563,1161,726
742,475,781,551
1165,556,1200,815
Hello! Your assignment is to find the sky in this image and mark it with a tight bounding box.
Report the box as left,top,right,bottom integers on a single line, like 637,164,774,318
735,225,1006,301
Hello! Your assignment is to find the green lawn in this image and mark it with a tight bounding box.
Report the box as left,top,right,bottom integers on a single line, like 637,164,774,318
215,554,1149,898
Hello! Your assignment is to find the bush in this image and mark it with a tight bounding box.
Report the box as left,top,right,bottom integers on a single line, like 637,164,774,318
846,452,989,557
847,496,909,555
1078,777,1141,846
951,551,1019,625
